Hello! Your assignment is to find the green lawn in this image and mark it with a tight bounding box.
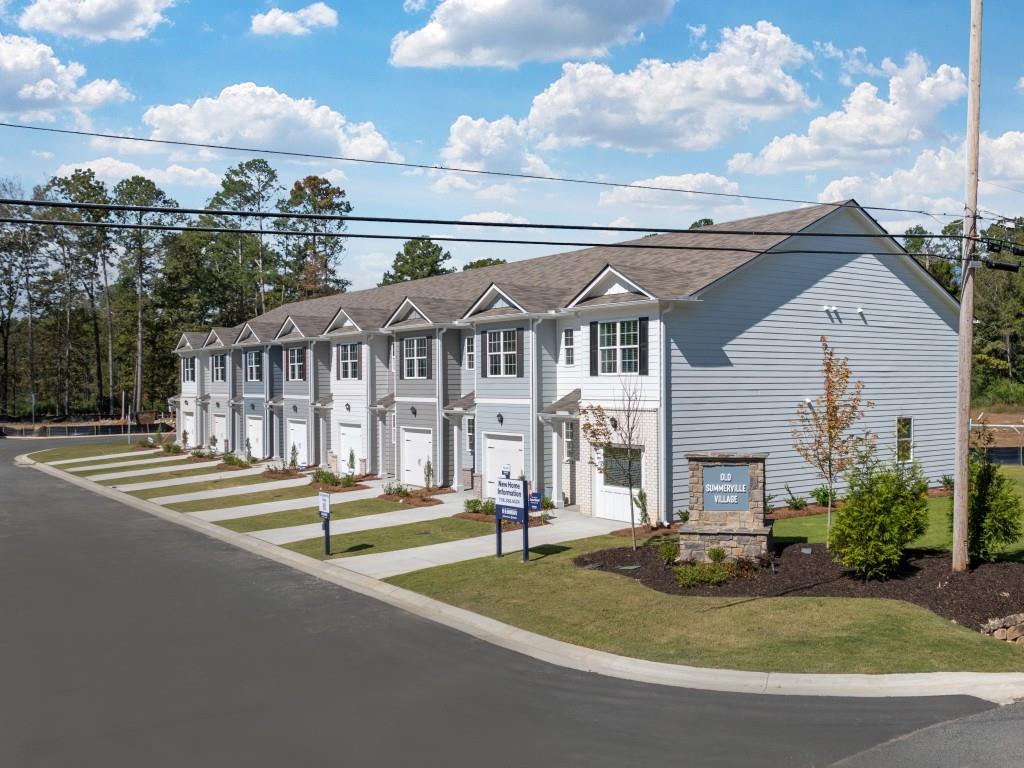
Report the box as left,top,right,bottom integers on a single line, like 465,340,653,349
217,498,405,533
74,457,195,477
388,535,1024,674
98,464,224,486
129,474,273,500
166,482,325,513
29,442,155,464
285,517,492,561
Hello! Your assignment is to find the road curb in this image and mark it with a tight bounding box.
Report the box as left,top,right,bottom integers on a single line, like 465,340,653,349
17,451,1024,704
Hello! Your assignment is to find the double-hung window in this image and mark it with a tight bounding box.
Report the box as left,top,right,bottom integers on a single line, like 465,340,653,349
245,351,262,382
403,337,427,379
466,417,475,455
487,329,517,377
563,329,574,366
337,343,359,380
598,320,639,375
896,417,913,462
464,335,475,370
564,421,576,462
212,354,227,383
181,357,196,383
287,347,305,381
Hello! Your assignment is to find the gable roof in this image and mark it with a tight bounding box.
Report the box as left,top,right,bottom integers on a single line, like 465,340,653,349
176,331,208,352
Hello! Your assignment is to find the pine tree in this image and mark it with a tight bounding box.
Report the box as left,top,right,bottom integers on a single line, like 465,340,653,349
380,239,455,285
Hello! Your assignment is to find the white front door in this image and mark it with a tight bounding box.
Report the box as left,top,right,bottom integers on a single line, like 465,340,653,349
594,446,643,522
246,415,264,459
484,434,524,499
402,428,433,487
212,414,227,452
181,412,195,448
337,423,361,475
287,419,308,468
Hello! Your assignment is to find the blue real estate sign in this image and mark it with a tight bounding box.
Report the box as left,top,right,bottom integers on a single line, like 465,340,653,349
496,478,527,523
703,465,750,511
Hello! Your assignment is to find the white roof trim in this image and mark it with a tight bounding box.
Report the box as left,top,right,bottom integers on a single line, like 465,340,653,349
274,316,306,340
384,297,432,328
235,323,262,345
324,306,363,335
566,265,655,309
203,329,228,348
461,283,527,320
175,333,198,352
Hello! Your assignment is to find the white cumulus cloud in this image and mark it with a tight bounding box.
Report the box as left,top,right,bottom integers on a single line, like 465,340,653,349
0,33,131,117
142,83,402,162
251,3,338,37
55,156,219,187
729,53,966,174
598,172,739,209
458,211,529,225
390,0,675,68
19,0,175,42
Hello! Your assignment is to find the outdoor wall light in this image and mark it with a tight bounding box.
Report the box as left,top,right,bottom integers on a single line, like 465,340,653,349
411,406,417,416
215,402,221,408
250,403,255,410
292,404,298,413
830,305,838,312
345,403,351,412
610,417,618,430
497,413,504,425
822,305,830,312
856,307,865,314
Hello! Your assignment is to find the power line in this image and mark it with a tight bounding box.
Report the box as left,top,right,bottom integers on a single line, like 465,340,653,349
0,120,996,223
0,215,966,262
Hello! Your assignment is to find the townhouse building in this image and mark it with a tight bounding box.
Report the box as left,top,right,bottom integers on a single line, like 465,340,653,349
173,201,958,523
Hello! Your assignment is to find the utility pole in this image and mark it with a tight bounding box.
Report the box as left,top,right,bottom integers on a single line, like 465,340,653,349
952,0,983,573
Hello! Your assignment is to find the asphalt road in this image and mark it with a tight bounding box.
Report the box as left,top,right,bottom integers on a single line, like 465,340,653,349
0,437,1011,767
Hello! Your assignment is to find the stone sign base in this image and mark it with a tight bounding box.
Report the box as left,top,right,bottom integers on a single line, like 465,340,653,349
678,525,773,563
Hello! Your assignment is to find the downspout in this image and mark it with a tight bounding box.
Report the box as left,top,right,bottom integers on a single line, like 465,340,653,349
659,302,671,525
365,333,375,475
436,328,447,487
530,317,539,490
263,344,270,459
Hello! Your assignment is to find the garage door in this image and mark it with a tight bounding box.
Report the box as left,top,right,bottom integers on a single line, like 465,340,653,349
402,428,433,487
246,416,264,460
594,446,643,522
484,434,524,499
287,419,308,468
180,412,195,448
212,414,227,452
336,423,361,474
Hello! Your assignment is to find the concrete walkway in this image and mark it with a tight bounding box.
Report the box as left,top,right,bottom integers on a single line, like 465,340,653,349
189,483,384,523
250,495,466,545
66,454,191,472
333,508,620,579
85,460,220,482
151,476,311,505
110,465,268,492
48,449,160,466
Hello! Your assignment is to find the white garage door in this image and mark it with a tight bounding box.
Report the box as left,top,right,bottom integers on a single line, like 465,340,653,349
212,414,227,452
336,423,361,474
484,434,524,499
594,446,643,522
246,416,264,460
180,412,195,448
287,419,308,468
402,428,433,487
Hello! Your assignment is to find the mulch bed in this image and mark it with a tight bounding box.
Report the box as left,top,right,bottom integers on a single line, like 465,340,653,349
261,468,304,480
574,543,1024,631
378,493,443,507
767,504,830,520
609,523,679,540
311,482,369,493
215,462,248,471
453,512,549,531
185,454,217,464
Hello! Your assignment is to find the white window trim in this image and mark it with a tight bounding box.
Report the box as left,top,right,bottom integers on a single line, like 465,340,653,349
564,421,576,463
598,319,640,376
337,342,359,380
287,347,305,382
212,354,227,383
896,416,914,461
181,357,196,383
486,328,517,378
403,336,427,379
245,350,262,382
464,335,475,370
601,444,645,489
562,328,575,366
465,417,475,454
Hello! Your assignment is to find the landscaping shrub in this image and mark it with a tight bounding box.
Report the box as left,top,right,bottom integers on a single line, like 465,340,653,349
811,486,834,507
657,538,679,565
481,498,496,516
674,508,689,525
340,473,356,488
383,482,409,497
950,453,1024,564
633,488,651,528
464,498,483,514
541,495,555,511
312,468,342,487
784,484,807,510
828,449,928,580
221,453,250,468
161,442,183,454
941,474,955,492
707,547,727,565
675,563,731,588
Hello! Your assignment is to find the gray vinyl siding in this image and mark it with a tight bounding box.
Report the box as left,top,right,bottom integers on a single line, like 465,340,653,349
535,318,559,498
667,210,958,513
476,321,530,399
314,341,331,401
269,347,283,397
474,402,532,485
241,347,265,397
394,330,436,400
371,336,392,402
381,412,396,479
282,343,310,398
442,331,461,485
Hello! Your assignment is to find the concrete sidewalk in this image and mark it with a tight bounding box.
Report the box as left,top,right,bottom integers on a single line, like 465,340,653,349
110,466,268,492
189,484,383,523
333,508,620,579
152,476,311,505
85,460,220,482
48,449,160,466
67,454,191,472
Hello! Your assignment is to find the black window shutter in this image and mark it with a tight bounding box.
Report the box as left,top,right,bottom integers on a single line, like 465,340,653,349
480,332,487,378
515,328,525,377
304,348,309,381
335,345,340,380
638,317,649,376
356,344,362,380
425,337,433,379
589,321,598,376
399,340,405,380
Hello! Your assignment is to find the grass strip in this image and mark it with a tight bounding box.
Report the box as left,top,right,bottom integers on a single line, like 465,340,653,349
284,517,491,561
29,442,155,463
167,482,325,513
129,474,273,500
217,499,406,533
74,457,194,477
388,534,1024,674
97,465,224,486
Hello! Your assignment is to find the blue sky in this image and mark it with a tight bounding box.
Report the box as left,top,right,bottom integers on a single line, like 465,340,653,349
1,0,1022,288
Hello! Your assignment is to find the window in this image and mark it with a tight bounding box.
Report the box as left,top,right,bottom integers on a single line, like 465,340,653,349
487,329,517,377
181,357,196,383
598,320,639,375
337,343,359,380
602,446,643,488
245,351,262,382
563,328,574,366
403,337,427,379
212,354,226,383
287,347,305,381
466,417,475,454
564,421,576,462
897,417,913,462
464,335,475,370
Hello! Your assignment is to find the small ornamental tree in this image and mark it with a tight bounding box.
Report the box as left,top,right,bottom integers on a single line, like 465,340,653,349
951,452,1024,564
792,336,872,546
289,443,299,470
348,448,356,476
423,458,434,489
829,449,929,579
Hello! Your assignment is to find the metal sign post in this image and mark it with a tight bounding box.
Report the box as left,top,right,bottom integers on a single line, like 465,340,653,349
318,491,332,556
496,478,530,562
